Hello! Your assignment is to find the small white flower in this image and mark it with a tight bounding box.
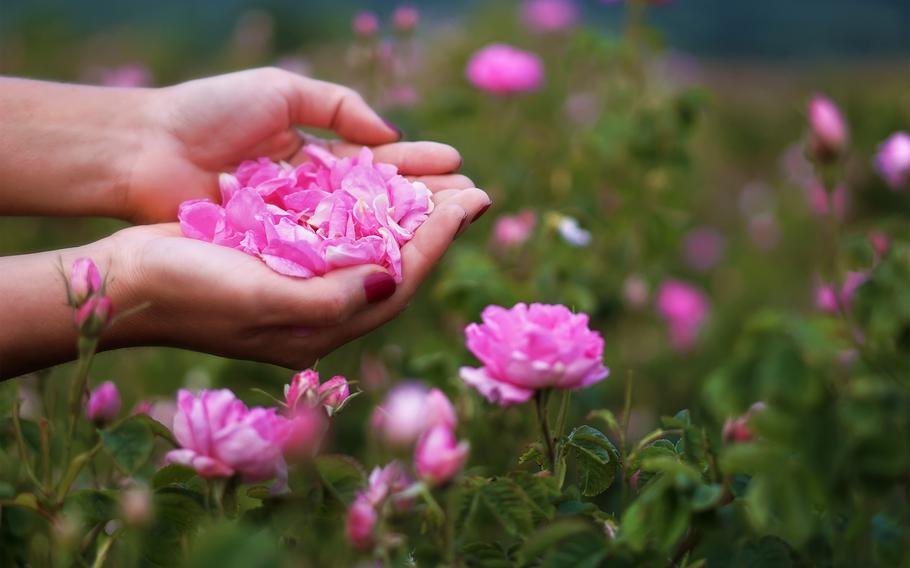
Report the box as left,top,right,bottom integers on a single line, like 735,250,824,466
557,216,591,247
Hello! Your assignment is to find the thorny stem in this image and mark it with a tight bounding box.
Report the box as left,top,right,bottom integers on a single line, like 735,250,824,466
553,390,572,486
534,390,556,472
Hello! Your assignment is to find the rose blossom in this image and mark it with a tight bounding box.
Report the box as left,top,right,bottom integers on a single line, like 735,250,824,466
286,369,320,412
807,95,847,162
365,461,413,510
392,5,419,33
86,381,121,425
352,11,379,37
69,258,103,306
415,424,469,486
815,271,868,314
876,131,910,190
346,494,377,550
165,389,289,482
492,210,536,248
178,145,433,283
521,0,579,33
318,376,350,414
371,384,457,445
656,280,708,352
283,406,325,460
459,303,609,406
466,44,544,95
722,402,766,444
75,295,113,337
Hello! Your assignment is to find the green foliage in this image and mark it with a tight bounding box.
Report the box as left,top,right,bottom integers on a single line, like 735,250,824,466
101,416,155,475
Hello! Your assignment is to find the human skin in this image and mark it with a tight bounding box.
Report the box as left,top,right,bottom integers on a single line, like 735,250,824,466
0,68,491,378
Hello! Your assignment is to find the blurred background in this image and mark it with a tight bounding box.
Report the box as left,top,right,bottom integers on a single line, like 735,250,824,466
2,0,909,508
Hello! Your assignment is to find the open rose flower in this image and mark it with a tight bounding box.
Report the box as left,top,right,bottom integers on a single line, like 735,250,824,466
466,44,544,95
166,389,289,482
459,303,609,406
371,384,457,446
178,145,433,283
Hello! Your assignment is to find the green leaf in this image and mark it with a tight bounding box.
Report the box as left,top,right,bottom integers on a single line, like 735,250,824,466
153,464,199,490
516,519,598,564
143,487,206,567
101,416,154,475
539,532,608,568
518,442,545,467
661,409,691,429
461,541,512,568
690,483,724,512
64,489,117,524
566,426,622,496
131,413,177,446
587,409,621,436
314,454,366,505
480,478,535,536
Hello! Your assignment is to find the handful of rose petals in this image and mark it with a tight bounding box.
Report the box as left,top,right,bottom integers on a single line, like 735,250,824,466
178,145,434,282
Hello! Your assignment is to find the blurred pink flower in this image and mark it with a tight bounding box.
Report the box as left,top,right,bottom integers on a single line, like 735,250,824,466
371,384,457,446
392,5,419,33
346,494,377,550
807,95,847,161
806,181,847,220
97,64,152,88
815,271,868,314
623,275,650,308
722,402,766,444
748,213,780,251
75,295,113,337
459,303,609,406
166,389,289,482
179,145,433,282
383,85,421,108
683,227,726,272
876,131,910,190
283,406,325,461
492,210,536,248
656,280,708,352
352,11,379,37
86,381,121,425
869,231,890,259
521,0,579,33
365,461,413,510
466,44,544,95
564,92,603,126
121,486,152,526
415,424,469,486
319,376,350,414
69,257,102,306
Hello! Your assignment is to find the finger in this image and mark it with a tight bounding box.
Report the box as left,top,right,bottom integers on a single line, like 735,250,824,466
316,188,491,345
244,129,304,163
286,76,400,145
410,174,475,193
330,141,462,175
261,264,397,328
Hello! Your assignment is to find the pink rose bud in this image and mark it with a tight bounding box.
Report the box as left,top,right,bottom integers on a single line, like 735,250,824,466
521,0,579,34
318,376,350,414
69,257,102,306
630,469,641,491
807,95,848,162
283,407,325,461
815,283,839,313
346,494,377,550
74,295,113,337
876,131,910,191
414,424,469,486
466,44,544,95
86,381,121,425
492,210,537,249
121,486,152,526
460,303,609,406
392,5,419,33
365,461,414,510
869,231,890,259
286,370,320,412
656,281,709,353
165,389,289,482
722,402,766,444
352,10,379,37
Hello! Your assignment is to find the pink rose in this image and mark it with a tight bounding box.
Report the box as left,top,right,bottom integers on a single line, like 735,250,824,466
86,381,121,425
521,0,579,33
365,461,413,510
74,295,113,337
466,44,544,95
392,5,419,33
69,257,102,306
283,407,325,461
166,389,289,482
318,376,350,414
371,384,457,446
286,369,320,412
415,424,469,486
492,210,536,248
806,181,847,220
807,95,847,162
876,131,910,190
352,11,379,37
459,303,609,406
656,281,708,352
346,494,377,550
722,402,766,444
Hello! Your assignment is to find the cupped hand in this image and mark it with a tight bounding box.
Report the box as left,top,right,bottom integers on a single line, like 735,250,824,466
104,183,491,368
126,67,464,223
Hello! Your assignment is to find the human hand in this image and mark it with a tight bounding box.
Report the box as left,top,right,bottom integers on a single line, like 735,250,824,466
125,67,464,222
103,184,490,368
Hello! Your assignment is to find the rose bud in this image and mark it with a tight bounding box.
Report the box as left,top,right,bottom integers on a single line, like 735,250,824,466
722,402,766,444
365,461,414,511
285,369,320,412
352,11,379,37
346,493,377,550
74,295,113,337
415,424,469,486
318,376,350,415
68,257,102,307
807,95,847,162
85,381,121,425
876,131,910,191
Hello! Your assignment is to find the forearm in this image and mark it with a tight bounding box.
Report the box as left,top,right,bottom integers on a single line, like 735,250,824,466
0,236,139,378
0,77,153,220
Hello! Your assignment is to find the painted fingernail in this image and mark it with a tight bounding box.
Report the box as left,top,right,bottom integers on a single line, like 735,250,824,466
456,156,464,171
364,272,396,303
473,202,492,222
455,213,471,238
382,118,403,140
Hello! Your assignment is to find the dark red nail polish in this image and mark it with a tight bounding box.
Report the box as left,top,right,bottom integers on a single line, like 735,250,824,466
382,118,403,140
364,272,396,303
455,214,470,238
473,202,491,222
456,156,464,171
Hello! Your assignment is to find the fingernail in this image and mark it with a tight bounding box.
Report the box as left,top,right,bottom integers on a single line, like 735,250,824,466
364,272,396,303
455,213,470,238
473,202,491,222
456,156,464,171
382,118,403,140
